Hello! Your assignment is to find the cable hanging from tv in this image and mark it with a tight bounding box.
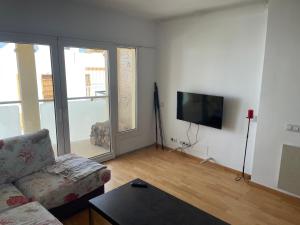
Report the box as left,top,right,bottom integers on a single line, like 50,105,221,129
175,123,200,153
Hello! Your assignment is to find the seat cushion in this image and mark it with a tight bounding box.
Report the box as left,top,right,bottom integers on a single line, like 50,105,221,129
0,129,55,185
0,183,30,213
15,168,111,209
45,153,106,182
0,201,62,225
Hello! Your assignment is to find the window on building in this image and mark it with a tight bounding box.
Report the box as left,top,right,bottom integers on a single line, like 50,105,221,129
41,74,54,100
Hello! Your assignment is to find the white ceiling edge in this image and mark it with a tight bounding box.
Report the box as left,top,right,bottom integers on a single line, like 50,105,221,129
71,0,268,21
159,0,268,22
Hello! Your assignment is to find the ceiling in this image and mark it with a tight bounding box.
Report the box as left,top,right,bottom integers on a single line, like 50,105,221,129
74,0,263,20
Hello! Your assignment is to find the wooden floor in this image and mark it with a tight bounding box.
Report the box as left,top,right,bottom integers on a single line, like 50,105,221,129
63,146,300,225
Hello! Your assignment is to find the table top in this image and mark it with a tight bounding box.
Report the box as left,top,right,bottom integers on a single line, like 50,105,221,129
89,178,230,225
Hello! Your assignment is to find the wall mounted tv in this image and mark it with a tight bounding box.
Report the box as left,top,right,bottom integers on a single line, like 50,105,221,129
177,91,224,129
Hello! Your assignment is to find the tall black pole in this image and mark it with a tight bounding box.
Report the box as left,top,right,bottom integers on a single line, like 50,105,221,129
154,83,164,150
157,101,164,150
235,117,251,181
242,118,251,177
154,90,158,149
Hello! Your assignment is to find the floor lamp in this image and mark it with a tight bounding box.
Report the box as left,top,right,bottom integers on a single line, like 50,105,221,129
235,109,254,181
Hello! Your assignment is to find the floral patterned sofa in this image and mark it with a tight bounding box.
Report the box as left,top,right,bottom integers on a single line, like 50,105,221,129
0,129,111,224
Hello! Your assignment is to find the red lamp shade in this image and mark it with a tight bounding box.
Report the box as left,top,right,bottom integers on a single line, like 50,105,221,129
248,109,254,119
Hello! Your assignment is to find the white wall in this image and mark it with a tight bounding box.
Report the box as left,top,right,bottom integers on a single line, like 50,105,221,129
0,0,156,48
0,0,157,155
252,0,300,195
157,3,267,173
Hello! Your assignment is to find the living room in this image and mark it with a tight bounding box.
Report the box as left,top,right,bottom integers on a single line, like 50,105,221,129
0,0,300,225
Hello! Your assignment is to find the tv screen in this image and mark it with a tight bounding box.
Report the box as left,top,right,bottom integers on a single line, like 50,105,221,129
177,92,224,129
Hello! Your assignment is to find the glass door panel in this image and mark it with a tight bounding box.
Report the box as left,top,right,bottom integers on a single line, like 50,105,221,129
117,47,137,132
0,42,58,154
63,47,111,158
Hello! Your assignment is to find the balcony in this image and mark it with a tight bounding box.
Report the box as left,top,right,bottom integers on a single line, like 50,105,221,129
0,96,110,158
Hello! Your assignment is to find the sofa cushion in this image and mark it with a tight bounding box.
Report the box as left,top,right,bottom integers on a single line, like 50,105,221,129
45,153,106,181
15,168,111,209
0,129,55,185
0,201,62,225
0,183,30,213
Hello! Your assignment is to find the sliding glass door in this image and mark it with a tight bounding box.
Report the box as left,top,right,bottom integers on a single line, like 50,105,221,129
63,46,111,158
0,40,60,155
59,39,116,160
0,34,116,161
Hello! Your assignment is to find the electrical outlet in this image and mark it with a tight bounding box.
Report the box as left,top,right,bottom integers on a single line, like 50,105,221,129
170,137,178,143
179,141,191,147
286,124,293,131
286,124,300,133
293,126,300,132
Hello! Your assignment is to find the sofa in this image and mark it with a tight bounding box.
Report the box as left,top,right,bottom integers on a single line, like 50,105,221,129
0,129,111,224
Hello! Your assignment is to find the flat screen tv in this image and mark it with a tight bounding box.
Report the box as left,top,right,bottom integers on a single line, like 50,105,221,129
177,91,224,129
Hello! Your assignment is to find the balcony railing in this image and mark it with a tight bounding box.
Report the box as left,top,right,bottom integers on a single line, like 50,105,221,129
0,95,109,105
0,96,109,144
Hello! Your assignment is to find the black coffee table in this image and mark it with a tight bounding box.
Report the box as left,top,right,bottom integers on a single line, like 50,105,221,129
89,178,229,225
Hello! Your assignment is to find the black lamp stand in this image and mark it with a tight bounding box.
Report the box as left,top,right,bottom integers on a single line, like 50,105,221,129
235,117,251,181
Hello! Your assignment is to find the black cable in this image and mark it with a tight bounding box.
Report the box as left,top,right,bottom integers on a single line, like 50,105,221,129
189,124,200,147
186,122,192,146
176,123,201,153
182,123,200,151
195,124,200,143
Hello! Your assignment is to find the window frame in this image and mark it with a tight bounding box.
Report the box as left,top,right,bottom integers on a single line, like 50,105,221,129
58,37,117,161
0,33,118,162
116,46,139,135
0,32,65,155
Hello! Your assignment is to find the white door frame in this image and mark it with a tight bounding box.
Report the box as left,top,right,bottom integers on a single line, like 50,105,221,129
58,37,117,162
0,32,65,155
0,32,117,162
